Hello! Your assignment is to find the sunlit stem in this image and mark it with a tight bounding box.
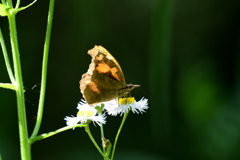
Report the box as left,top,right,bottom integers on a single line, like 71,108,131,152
6,0,13,7
97,107,106,154
100,123,106,153
2,0,6,5
30,0,55,139
85,125,104,157
15,0,20,9
29,124,86,144
0,28,15,85
111,111,129,160
96,104,106,154
104,138,112,160
7,10,30,160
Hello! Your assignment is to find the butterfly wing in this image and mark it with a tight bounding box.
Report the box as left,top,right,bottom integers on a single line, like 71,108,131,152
80,45,126,105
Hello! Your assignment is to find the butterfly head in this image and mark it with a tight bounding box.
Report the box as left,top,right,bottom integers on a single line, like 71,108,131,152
119,84,140,97
125,84,140,90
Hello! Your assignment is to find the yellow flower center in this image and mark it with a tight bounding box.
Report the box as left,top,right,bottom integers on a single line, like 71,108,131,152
77,110,94,117
119,97,136,105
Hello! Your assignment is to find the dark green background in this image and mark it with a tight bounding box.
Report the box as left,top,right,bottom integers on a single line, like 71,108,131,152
1,0,240,159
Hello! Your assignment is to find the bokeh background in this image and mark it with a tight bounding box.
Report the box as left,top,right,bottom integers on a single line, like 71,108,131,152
1,0,240,159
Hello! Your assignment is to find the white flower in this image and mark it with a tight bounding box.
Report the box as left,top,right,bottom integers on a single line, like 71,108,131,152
64,99,106,127
103,97,148,116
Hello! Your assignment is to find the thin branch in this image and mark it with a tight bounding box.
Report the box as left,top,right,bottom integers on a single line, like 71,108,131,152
0,28,15,84
30,0,54,139
29,124,86,144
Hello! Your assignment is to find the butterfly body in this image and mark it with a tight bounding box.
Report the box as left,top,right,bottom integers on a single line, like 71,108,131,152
80,45,139,105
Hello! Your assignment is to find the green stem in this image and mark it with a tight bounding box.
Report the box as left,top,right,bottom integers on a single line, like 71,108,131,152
100,124,106,154
30,0,55,139
104,139,112,160
16,0,37,13
0,28,16,85
98,108,106,154
0,83,15,90
1,0,6,6
15,0,20,9
85,125,104,157
7,10,30,160
29,124,86,144
111,112,129,160
6,0,12,7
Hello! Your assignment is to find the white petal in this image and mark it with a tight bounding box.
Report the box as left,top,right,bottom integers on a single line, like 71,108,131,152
132,97,149,114
91,113,107,126
103,97,149,116
64,116,81,126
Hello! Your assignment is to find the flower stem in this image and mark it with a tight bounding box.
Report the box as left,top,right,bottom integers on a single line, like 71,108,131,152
7,10,31,160
104,138,112,160
0,28,15,85
15,0,20,9
85,125,104,157
1,0,6,5
0,83,15,90
6,0,12,7
30,0,55,139
97,108,106,154
100,124,106,154
29,124,86,144
111,112,129,160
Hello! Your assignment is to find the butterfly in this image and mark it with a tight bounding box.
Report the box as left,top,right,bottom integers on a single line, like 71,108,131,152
80,45,140,106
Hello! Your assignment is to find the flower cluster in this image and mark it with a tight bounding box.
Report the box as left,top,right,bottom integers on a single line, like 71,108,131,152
64,100,106,127
103,97,148,116
64,97,148,127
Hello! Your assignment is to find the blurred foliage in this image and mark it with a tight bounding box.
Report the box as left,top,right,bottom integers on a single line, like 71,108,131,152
0,0,240,160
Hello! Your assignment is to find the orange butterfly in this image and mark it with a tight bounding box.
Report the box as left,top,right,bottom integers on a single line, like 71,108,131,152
80,45,139,105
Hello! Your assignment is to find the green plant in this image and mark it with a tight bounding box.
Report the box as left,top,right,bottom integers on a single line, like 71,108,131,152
0,1,148,159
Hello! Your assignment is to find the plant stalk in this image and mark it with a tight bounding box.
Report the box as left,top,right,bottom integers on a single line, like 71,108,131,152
30,0,55,139
111,111,129,160
8,10,31,160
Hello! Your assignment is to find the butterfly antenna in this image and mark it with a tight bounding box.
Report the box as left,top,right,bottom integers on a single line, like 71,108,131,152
136,87,149,97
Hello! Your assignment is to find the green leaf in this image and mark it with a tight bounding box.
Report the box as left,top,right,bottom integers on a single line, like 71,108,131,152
0,3,9,16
